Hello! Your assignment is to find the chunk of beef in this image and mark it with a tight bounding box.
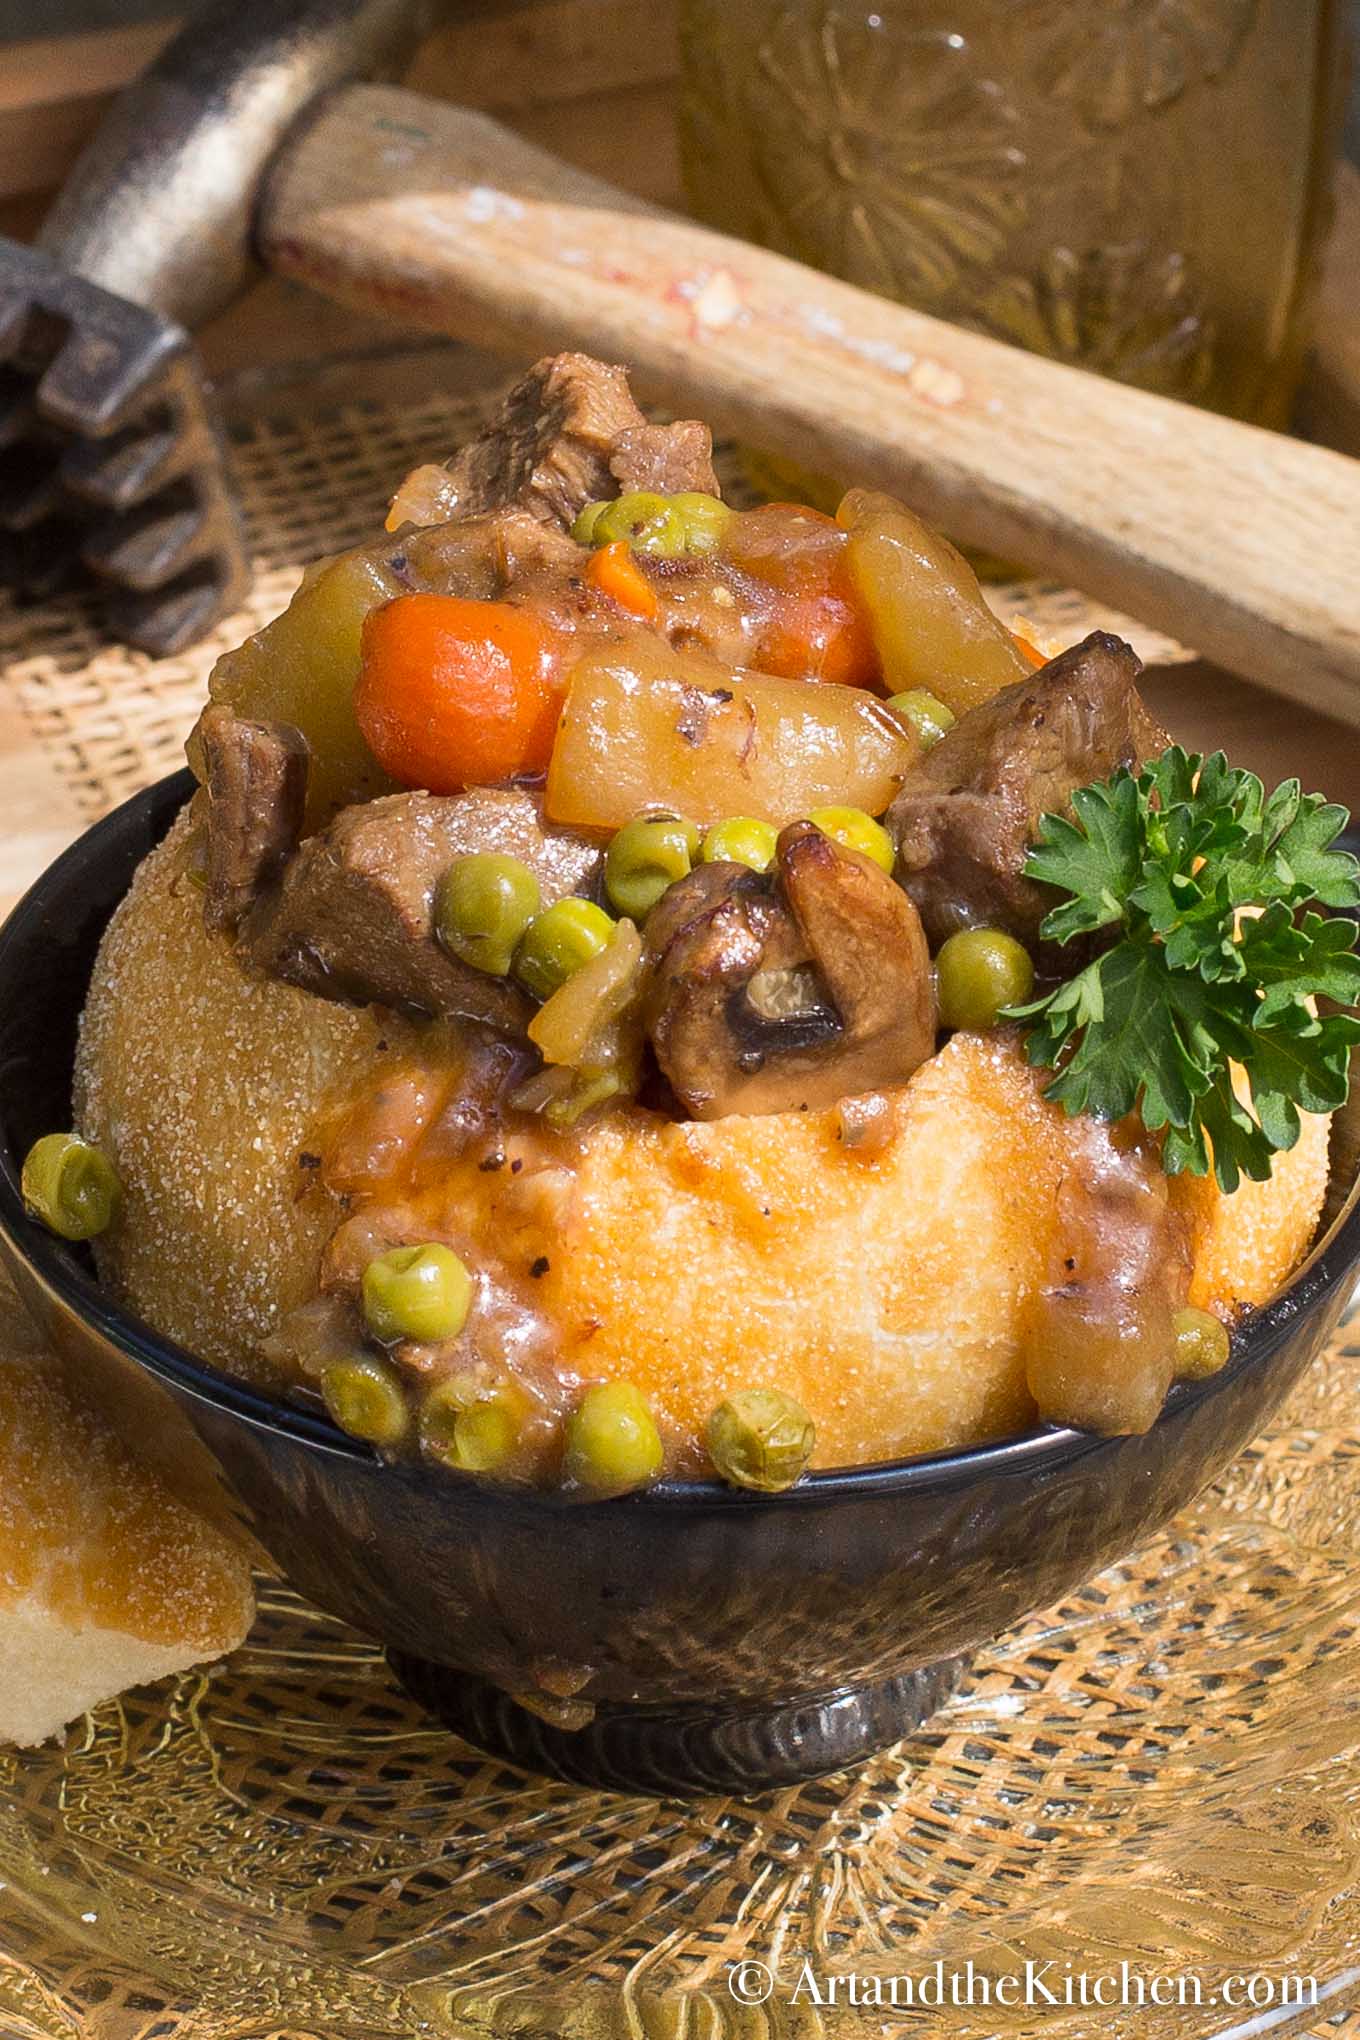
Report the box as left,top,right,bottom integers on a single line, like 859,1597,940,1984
245,788,602,1028
645,823,936,1118
401,354,718,532
400,505,583,598
609,420,719,497
888,632,1171,948
197,705,309,935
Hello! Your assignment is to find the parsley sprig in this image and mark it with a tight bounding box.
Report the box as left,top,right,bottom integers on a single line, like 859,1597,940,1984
1011,748,1360,1192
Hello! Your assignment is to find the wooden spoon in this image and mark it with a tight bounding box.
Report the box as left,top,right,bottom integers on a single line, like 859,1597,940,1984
261,84,1360,725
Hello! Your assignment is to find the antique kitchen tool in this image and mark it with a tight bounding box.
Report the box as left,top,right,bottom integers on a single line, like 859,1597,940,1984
0,0,443,654
3,3,1360,723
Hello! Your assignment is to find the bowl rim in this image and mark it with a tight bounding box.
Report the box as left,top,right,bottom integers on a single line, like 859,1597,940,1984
2,770,1358,1511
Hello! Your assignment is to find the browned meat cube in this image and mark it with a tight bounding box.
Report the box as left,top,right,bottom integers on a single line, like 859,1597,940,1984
608,419,720,497
197,705,309,935
888,632,1171,949
245,788,602,1027
425,354,719,529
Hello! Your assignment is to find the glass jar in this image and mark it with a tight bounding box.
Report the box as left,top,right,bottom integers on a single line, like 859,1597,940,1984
679,0,1343,426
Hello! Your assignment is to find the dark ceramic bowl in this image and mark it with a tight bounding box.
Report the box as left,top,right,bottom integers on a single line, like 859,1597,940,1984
2,773,1358,1798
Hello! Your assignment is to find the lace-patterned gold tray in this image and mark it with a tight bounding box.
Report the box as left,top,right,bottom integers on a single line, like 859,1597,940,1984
1,1315,1358,2040
1,350,1359,2039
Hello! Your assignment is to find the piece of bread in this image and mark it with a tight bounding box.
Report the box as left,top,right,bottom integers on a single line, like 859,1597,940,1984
0,1277,255,1747
75,814,1332,1467
543,1032,1331,1463
75,811,408,1382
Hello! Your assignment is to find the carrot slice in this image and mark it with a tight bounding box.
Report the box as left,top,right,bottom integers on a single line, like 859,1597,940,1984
753,577,880,687
1012,629,1048,670
586,541,660,622
355,593,564,791
720,504,880,687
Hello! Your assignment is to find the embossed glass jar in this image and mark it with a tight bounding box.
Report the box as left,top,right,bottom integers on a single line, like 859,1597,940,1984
679,0,1343,424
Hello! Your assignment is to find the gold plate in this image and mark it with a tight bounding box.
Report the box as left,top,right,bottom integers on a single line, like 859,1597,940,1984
1,1315,1358,2039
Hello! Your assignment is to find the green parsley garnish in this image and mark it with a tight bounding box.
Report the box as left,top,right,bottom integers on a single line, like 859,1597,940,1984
1011,747,1360,1192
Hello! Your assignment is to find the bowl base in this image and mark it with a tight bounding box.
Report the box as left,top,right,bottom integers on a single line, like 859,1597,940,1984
387,1652,971,1796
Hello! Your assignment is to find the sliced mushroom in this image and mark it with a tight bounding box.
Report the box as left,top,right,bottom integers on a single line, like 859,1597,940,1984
644,822,936,1118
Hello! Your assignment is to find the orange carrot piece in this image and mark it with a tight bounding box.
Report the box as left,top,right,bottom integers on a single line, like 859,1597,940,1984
355,593,564,792
586,541,660,622
1012,630,1048,670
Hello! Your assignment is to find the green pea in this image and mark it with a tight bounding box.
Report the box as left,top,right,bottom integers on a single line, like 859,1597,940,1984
886,688,956,750
672,492,734,554
605,813,699,919
514,897,616,1001
421,1379,526,1473
592,491,689,558
321,1353,410,1447
1173,1307,1231,1381
563,1380,664,1493
435,853,541,977
807,805,895,873
707,1387,815,1493
571,500,611,545
701,816,779,873
936,928,1036,1031
362,1243,473,1345
572,492,732,557
452,1398,522,1472
21,1133,121,1241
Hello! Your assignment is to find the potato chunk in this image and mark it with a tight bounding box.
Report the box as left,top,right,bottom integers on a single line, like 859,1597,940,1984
840,489,1031,713
198,546,404,829
545,633,916,831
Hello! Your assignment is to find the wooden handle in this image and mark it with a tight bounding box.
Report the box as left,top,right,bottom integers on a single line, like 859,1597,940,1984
262,83,1360,725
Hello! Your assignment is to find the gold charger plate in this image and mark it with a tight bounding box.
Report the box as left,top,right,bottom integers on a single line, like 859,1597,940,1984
1,352,1359,2038
2,1319,1359,2040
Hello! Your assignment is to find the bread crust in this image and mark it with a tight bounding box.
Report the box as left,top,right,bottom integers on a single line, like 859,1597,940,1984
76,823,1332,1463
0,1273,254,1746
